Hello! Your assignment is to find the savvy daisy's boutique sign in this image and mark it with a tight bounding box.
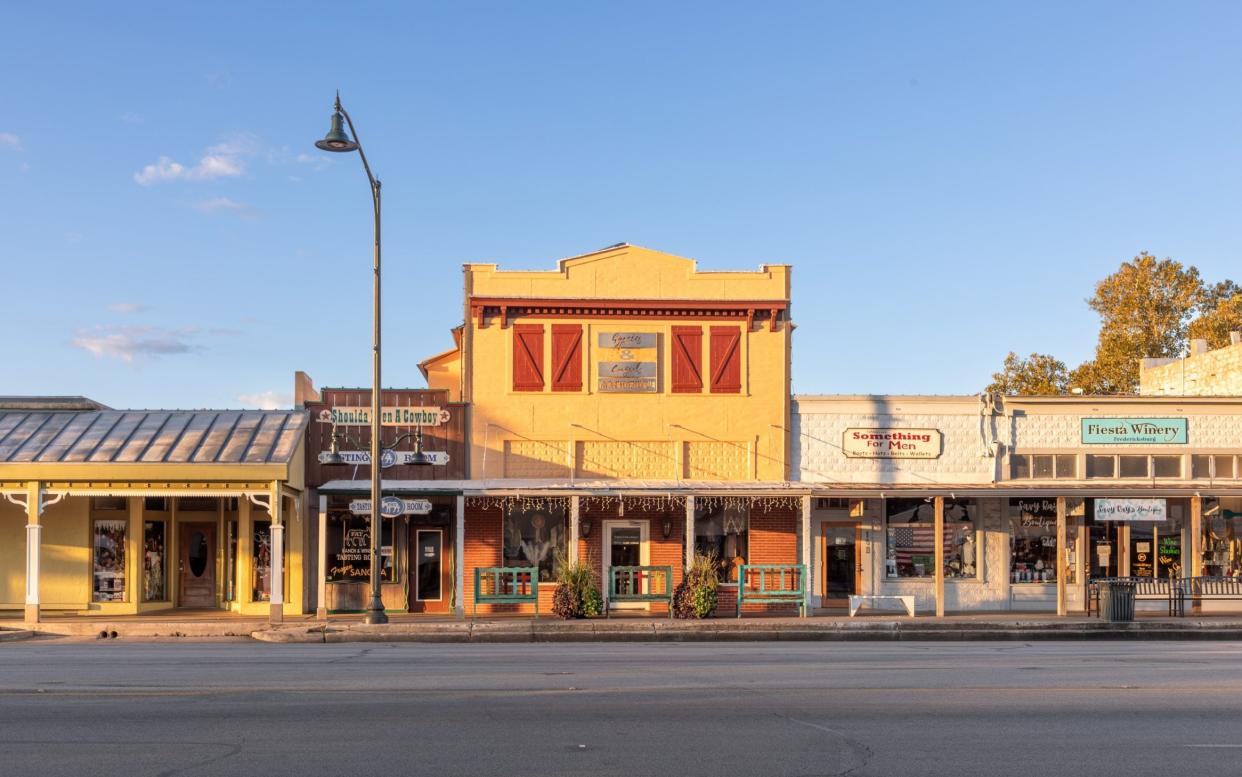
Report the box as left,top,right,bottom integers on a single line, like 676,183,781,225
1081,418,1187,445
1095,498,1167,522
842,428,942,459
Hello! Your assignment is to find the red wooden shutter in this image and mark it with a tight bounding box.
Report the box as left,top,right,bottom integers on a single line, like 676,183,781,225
512,324,545,391
709,326,741,393
550,324,583,392
671,326,703,393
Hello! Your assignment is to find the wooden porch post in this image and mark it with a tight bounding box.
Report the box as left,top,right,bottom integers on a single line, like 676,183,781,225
569,495,580,564
1056,496,1067,617
24,481,41,625
934,496,945,618
316,494,328,619
800,495,812,606
454,495,465,619
684,495,695,570
268,484,284,624
1190,495,1203,578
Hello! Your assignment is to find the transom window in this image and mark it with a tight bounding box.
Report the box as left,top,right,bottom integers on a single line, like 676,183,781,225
1009,454,1077,480
1085,454,1184,479
1192,455,1238,479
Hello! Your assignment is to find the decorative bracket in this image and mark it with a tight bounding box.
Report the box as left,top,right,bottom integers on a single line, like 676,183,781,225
246,493,272,512
3,491,65,515
3,493,28,510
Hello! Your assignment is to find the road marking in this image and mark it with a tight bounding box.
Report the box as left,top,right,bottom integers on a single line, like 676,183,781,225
1185,744,1242,748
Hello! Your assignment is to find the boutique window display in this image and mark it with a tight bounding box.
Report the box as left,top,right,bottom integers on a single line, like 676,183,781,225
251,520,287,601
1009,499,1079,584
694,501,749,582
884,498,979,579
92,518,127,602
1202,498,1242,578
503,500,568,583
143,521,168,601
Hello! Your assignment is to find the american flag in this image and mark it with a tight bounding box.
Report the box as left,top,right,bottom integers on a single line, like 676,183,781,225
891,526,955,569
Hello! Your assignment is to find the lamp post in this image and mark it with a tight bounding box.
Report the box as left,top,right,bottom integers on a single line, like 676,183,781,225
316,92,388,624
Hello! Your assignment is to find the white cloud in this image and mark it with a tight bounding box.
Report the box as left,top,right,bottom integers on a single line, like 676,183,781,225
107,302,148,314
295,152,332,170
72,325,202,363
133,132,258,185
237,391,293,410
0,132,21,150
195,196,257,218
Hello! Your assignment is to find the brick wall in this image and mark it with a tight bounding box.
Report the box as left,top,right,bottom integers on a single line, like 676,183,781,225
580,504,684,616
719,505,800,616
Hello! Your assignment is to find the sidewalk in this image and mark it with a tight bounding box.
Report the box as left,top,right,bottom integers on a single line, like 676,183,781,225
7,610,1242,643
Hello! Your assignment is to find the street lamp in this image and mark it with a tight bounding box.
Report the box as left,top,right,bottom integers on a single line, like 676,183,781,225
315,91,388,625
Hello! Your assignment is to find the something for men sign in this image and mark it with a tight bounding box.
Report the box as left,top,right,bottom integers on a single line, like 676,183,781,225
842,428,942,459
1095,498,1167,522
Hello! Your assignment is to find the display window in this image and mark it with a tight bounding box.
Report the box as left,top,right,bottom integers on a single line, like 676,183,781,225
884,498,979,579
694,502,749,582
251,520,288,601
326,513,396,583
92,518,127,602
142,520,168,601
1202,498,1242,578
503,500,568,582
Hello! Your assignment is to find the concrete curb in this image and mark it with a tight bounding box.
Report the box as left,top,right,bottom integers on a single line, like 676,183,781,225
250,619,1242,644
0,628,34,643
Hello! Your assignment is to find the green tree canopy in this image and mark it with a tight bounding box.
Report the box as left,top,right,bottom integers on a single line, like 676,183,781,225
988,252,1237,395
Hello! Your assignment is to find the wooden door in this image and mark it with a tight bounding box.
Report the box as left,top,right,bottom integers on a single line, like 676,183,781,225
179,523,217,608
822,523,862,606
411,528,450,614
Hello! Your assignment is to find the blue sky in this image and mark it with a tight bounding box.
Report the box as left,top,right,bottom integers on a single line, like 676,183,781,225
3,2,1241,408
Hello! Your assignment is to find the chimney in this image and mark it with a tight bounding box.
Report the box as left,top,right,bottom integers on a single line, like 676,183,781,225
294,371,320,406
1231,331,1241,347
1190,338,1209,355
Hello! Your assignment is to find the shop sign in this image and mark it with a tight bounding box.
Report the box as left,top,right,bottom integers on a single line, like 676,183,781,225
1080,418,1187,445
349,497,433,517
318,406,450,427
1012,498,1057,529
1095,498,1167,522
318,450,450,467
842,428,942,459
596,331,658,393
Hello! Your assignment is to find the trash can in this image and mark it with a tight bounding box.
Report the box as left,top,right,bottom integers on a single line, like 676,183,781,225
1099,581,1135,622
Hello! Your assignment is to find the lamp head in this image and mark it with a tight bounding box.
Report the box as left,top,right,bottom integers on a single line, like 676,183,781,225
316,109,358,153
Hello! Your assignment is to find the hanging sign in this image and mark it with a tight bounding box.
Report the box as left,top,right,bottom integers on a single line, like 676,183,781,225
1081,418,1187,444
318,407,450,427
596,331,658,393
1095,498,1167,522
318,450,450,467
349,497,433,517
842,428,942,459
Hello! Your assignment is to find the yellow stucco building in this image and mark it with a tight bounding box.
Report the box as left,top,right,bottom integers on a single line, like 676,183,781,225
0,398,308,623
422,243,793,481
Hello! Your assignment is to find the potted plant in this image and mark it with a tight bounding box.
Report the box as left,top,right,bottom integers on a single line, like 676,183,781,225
551,549,603,619
673,551,720,619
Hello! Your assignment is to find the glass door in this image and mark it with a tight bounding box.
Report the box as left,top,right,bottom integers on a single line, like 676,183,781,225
823,524,860,605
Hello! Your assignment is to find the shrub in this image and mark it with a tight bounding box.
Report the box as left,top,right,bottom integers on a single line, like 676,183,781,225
673,551,720,619
550,549,603,620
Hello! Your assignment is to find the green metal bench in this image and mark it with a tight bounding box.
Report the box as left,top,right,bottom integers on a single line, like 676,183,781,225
736,564,807,618
607,565,674,617
473,566,539,618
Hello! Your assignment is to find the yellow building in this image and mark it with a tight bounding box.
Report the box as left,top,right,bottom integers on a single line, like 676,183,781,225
421,244,807,616
0,398,308,623
423,243,793,481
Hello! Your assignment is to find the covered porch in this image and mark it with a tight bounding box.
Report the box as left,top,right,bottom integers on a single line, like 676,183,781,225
0,407,309,624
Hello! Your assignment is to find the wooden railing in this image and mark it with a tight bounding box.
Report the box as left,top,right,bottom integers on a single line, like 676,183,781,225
736,564,807,618
473,566,539,618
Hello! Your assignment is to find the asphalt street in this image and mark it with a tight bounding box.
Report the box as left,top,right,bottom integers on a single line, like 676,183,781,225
2,639,1242,776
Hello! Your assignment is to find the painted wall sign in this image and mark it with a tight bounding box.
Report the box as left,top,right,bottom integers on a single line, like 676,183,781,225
318,406,450,427
326,514,394,582
1080,418,1187,445
1012,498,1057,528
596,331,659,393
349,497,434,517
842,428,942,459
1095,498,1167,522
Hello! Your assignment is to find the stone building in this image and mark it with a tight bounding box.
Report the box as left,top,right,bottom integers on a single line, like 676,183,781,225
1141,333,1242,396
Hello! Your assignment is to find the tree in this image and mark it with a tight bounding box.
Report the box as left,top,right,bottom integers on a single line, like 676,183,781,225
987,352,1069,395
1068,253,1203,394
1189,281,1242,348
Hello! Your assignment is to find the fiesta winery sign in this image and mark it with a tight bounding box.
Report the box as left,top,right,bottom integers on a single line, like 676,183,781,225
842,428,942,459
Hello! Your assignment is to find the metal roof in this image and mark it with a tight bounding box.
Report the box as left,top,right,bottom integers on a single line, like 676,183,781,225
0,410,308,465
